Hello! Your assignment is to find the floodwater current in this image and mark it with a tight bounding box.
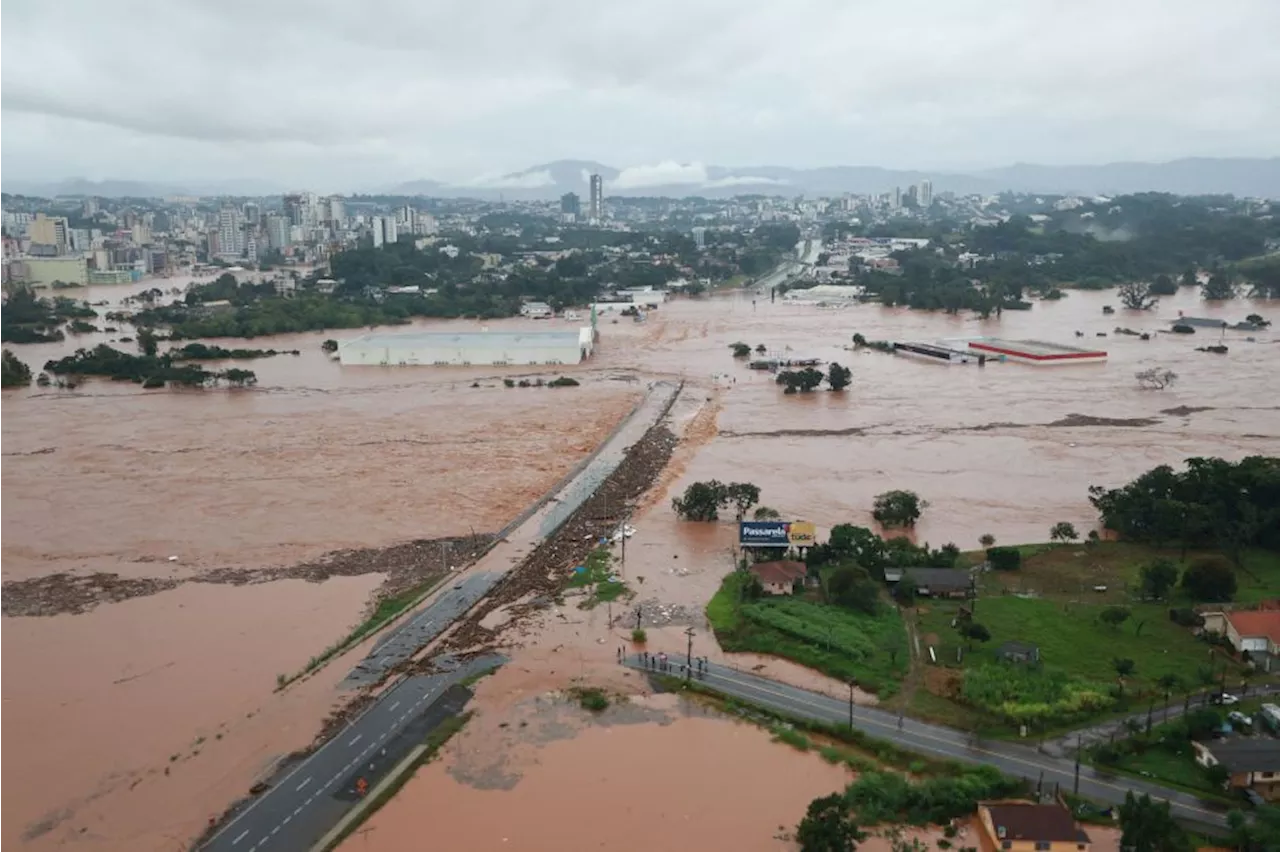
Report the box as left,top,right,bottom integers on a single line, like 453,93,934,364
1,277,1276,849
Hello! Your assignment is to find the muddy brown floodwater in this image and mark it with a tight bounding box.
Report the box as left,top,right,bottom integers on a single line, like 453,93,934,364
339,690,853,852
1,280,1275,849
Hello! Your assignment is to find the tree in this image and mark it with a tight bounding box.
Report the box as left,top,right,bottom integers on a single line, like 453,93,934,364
1180,267,1198,288
828,564,881,615
1118,281,1158,310
753,506,781,520
1114,658,1136,695
872,490,926,528
1100,607,1131,630
1181,556,1237,603
1140,559,1180,600
961,621,991,649
1202,273,1237,300
730,342,751,358
827,362,852,391
672,480,725,521
1183,707,1222,739
725,482,761,520
796,793,864,852
1049,521,1079,543
978,533,995,548
1,348,33,388
1119,792,1191,852
1227,804,1280,852
221,368,258,387
321,339,339,353
1134,368,1178,390
136,327,160,357
1149,274,1177,296
1157,673,1181,708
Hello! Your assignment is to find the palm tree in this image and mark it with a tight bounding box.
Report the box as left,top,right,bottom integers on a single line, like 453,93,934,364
1157,673,1182,722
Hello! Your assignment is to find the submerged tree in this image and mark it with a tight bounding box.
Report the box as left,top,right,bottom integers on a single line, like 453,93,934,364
872,490,926,528
1118,281,1158,310
1135,368,1177,390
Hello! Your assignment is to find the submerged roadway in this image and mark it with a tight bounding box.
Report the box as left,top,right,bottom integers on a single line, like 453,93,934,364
625,656,1234,831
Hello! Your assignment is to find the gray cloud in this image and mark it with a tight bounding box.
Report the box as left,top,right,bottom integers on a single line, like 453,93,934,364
3,0,1279,189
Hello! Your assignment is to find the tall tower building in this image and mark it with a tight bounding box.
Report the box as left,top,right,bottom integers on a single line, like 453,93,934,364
266,214,290,250
29,213,69,254
327,197,345,226
560,192,580,218
588,174,603,222
217,207,244,257
382,217,398,244
370,216,384,248
243,202,261,226
917,180,933,209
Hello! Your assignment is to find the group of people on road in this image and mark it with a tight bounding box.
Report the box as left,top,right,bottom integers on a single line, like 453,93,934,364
624,650,711,678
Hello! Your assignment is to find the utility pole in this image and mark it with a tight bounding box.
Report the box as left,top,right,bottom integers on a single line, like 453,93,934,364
618,510,629,578
1073,734,1082,797
847,680,856,731
635,606,643,631
685,627,695,682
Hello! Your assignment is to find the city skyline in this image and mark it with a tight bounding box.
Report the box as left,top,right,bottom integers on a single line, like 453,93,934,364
3,0,1279,189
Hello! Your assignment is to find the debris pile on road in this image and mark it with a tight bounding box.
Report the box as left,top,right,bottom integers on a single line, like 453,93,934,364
432,421,680,658
2,533,494,618
622,598,705,629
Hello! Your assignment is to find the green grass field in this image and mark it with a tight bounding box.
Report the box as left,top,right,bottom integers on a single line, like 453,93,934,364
707,572,908,696
567,547,629,608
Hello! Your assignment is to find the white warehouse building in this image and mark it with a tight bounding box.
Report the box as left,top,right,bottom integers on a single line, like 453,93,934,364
338,327,595,367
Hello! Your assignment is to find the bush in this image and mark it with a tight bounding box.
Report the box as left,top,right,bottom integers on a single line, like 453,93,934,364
986,547,1022,571
2,348,33,388
1168,608,1204,628
1182,556,1237,603
961,664,1110,726
631,628,647,643
548,376,579,387
503,378,515,387
730,342,751,358
575,688,609,712
842,767,1021,826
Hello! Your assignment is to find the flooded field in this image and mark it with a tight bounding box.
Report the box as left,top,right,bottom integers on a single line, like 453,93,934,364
2,279,1275,849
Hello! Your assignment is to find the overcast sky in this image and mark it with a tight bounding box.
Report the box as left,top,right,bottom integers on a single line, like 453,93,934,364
3,0,1278,191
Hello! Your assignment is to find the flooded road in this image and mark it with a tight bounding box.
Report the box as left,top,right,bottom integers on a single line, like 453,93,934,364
339,691,852,852
2,278,1275,849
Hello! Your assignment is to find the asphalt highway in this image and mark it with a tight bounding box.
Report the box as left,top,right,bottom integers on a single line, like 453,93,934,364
343,572,499,687
626,656,1234,830
201,654,499,852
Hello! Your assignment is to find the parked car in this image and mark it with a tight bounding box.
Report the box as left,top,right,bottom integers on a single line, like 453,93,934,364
1228,710,1254,728
1212,693,1241,706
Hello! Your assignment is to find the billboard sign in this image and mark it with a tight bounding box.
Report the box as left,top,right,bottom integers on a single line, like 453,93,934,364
739,520,818,548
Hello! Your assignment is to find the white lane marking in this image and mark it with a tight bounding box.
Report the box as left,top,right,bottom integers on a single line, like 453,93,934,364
232,829,250,845
271,826,280,835
389,701,400,711
293,806,303,817
296,776,312,792
347,734,362,747
282,815,292,826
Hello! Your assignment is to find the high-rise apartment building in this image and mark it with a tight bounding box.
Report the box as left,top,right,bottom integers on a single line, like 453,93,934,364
382,217,398,244
691,226,707,249
370,217,384,248
28,213,69,254
917,180,933,209
243,202,261,226
326,197,345,225
560,192,580,217
266,214,291,250
216,207,243,258
588,174,603,222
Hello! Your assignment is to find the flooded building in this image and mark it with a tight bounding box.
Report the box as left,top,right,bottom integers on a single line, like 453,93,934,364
338,328,594,366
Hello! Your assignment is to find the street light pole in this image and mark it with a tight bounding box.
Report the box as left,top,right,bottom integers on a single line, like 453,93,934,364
1073,734,1082,797
685,627,695,683
848,680,856,731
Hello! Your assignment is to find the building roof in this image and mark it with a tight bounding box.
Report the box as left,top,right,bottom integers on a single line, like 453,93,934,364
982,803,1089,844
1226,610,1280,646
1202,738,1280,773
748,561,808,587
900,567,971,591
340,330,586,350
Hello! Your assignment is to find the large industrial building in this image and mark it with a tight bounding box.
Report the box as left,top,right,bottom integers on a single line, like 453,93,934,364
338,327,595,366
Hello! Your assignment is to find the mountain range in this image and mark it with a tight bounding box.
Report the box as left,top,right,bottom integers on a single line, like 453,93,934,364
5,157,1279,200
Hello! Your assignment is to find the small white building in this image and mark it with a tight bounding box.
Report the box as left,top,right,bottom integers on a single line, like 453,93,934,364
338,327,594,367
520,301,553,318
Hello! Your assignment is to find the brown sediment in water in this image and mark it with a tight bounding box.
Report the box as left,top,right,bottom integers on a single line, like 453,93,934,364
337,691,852,852
3,286,1275,850
1,534,493,617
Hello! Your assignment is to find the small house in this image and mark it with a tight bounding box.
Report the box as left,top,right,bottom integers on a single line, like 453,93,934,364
997,641,1041,664
1193,739,1280,801
1201,608,1280,672
747,561,808,596
976,801,1091,852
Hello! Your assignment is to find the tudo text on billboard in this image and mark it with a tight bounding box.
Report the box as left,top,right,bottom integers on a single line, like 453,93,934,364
739,520,817,548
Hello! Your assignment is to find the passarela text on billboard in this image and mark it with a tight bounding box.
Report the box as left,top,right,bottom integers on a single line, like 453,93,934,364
739,520,817,548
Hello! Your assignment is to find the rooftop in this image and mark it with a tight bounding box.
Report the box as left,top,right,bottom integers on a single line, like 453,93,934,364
982,802,1090,844
341,329,586,350
900,567,972,591
1202,738,1280,773
1226,609,1280,646
748,561,808,587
